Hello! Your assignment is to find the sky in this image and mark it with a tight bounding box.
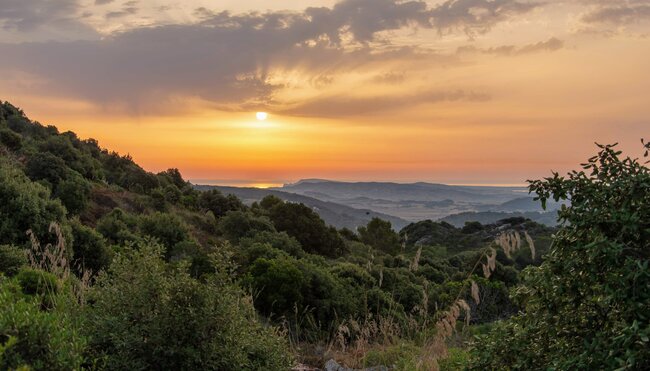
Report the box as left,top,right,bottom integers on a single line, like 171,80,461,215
0,0,649,187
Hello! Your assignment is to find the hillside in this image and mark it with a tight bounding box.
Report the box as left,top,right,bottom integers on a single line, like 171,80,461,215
194,185,410,230
0,100,561,369
441,211,559,227
273,179,559,224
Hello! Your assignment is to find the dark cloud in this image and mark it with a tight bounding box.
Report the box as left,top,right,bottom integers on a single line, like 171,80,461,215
106,6,139,19
582,1,650,24
0,0,538,115
281,90,490,117
457,37,564,56
95,0,114,5
430,0,543,36
0,0,81,31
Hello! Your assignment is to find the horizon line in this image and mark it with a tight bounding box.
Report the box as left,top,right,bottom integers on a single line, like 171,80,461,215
189,178,529,189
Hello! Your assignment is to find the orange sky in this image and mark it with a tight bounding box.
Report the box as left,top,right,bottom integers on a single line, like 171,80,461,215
1,0,649,186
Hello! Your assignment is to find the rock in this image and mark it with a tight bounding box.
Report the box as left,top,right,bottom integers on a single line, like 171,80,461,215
323,359,389,371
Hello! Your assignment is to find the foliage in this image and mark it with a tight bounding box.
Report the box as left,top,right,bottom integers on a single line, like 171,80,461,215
358,218,401,254
0,277,86,370
70,220,113,275
54,176,91,215
84,242,293,370
0,159,71,248
0,245,27,277
218,210,275,242
199,189,245,217
266,200,347,257
471,143,650,370
95,208,139,246
0,100,566,368
0,128,22,150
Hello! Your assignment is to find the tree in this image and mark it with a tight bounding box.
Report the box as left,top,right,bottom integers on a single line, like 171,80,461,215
138,212,190,254
471,142,650,370
268,201,346,257
0,128,22,150
0,160,70,249
199,189,245,217
25,152,70,186
54,177,91,215
218,210,275,242
95,208,139,246
358,218,400,254
70,221,113,275
246,257,305,316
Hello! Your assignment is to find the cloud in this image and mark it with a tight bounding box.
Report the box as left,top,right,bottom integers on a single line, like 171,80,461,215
0,0,539,115
582,1,650,24
281,89,490,117
106,6,139,19
430,0,543,36
0,0,81,31
95,0,114,4
457,37,564,56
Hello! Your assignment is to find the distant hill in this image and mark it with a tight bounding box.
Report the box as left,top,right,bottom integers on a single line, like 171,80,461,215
440,211,559,227
272,179,549,222
277,179,526,202
194,185,410,230
477,197,563,213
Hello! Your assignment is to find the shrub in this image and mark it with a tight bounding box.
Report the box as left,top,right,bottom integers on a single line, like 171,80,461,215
0,245,27,277
0,278,86,370
84,243,293,370
246,257,305,317
268,201,346,257
70,221,113,275
238,231,304,257
358,218,400,254
199,189,245,217
0,128,22,150
95,208,139,245
138,212,190,253
218,210,275,242
0,160,71,248
471,143,650,369
54,177,91,215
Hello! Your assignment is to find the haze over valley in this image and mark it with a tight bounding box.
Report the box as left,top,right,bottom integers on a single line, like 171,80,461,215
199,179,561,229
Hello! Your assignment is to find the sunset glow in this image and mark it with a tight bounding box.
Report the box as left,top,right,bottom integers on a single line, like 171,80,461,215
1,0,648,185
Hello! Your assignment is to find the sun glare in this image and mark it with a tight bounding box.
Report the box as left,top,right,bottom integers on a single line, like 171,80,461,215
256,112,268,121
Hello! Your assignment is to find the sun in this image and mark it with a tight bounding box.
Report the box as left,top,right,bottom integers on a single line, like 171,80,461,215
256,112,268,121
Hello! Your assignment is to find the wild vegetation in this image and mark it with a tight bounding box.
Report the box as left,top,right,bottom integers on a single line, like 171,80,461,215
0,100,648,370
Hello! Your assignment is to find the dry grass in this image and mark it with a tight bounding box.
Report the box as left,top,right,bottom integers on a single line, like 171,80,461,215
410,246,422,272
25,222,91,306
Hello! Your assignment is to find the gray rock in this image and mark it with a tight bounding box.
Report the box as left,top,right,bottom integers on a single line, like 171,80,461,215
323,359,389,371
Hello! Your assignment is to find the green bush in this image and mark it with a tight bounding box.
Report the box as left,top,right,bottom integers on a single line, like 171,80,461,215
218,210,275,242
54,177,91,215
0,128,22,150
471,143,650,370
0,245,27,277
95,208,139,245
246,257,305,317
84,243,293,370
138,212,190,253
0,160,71,249
268,201,346,257
0,278,85,370
70,221,113,275
199,189,245,217
358,218,400,254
